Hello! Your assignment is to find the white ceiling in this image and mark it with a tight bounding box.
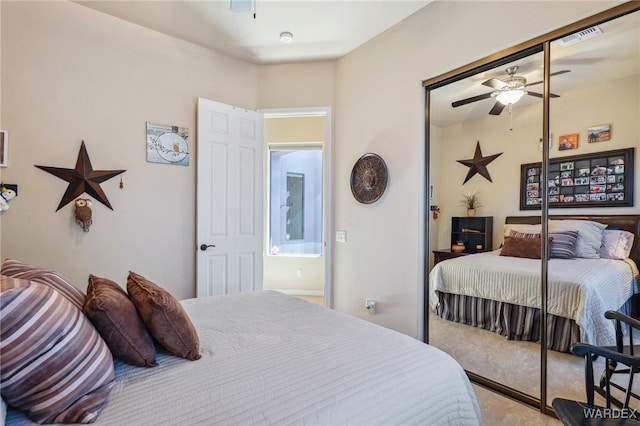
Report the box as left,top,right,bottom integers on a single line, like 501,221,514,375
75,0,431,65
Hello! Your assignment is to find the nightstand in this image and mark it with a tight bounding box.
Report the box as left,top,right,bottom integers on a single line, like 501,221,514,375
433,249,470,265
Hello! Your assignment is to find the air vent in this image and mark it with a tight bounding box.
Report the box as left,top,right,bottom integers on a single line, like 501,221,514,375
559,26,603,46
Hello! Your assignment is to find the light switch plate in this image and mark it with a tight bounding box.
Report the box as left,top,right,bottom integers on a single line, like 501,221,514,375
336,230,347,243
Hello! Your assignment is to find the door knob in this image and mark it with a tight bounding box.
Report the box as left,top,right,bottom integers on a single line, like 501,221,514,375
200,244,216,251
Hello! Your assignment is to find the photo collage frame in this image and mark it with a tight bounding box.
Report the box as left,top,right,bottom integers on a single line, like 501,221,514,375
520,148,634,209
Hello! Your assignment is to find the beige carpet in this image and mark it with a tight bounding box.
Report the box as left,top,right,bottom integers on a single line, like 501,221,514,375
473,384,561,425
430,311,640,416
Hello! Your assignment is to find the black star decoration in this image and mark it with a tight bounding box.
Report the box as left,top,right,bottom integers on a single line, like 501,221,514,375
457,141,503,184
36,140,126,211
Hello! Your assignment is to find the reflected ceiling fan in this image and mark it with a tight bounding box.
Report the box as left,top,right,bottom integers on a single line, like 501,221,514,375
451,66,570,115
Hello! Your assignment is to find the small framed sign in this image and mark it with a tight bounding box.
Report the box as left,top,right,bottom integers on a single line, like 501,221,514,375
0,130,8,167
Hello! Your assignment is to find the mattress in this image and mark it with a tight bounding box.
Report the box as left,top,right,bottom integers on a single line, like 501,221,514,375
429,251,639,347
6,291,481,425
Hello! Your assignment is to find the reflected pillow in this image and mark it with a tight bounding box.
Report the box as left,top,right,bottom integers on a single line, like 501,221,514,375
1,275,114,424
549,231,579,259
601,230,635,260
84,275,157,367
507,229,579,259
549,219,607,259
504,223,541,238
127,271,201,361
500,236,544,259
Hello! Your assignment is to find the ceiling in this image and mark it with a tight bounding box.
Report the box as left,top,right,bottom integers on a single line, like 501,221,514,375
75,0,431,65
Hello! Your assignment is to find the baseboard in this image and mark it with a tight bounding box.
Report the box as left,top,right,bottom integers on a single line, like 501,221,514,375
272,289,324,297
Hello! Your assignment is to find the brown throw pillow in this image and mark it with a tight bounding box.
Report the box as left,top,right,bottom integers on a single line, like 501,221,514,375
127,271,200,361
84,275,157,367
500,236,544,259
1,275,114,424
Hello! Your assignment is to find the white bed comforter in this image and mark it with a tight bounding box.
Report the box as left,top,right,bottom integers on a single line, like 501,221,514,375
429,251,639,347
6,291,481,426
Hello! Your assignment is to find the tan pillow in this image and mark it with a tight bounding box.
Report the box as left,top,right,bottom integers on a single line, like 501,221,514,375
500,236,543,259
84,275,157,367
1,275,114,424
126,271,201,361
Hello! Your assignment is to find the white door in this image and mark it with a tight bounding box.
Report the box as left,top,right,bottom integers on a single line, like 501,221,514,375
196,98,263,297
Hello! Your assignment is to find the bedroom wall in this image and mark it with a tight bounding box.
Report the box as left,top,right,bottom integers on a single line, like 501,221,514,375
331,0,622,337
0,1,258,299
434,74,640,252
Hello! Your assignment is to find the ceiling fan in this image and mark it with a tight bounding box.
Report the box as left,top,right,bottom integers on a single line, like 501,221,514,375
451,66,570,115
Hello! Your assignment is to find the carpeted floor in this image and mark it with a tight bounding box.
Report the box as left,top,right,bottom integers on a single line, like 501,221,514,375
430,311,640,422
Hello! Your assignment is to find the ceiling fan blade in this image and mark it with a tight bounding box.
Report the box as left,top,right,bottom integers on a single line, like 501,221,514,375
482,78,508,90
488,102,506,115
526,91,560,98
525,70,571,87
451,92,494,108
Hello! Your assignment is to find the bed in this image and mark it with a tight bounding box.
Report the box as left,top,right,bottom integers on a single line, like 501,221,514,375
2,283,482,425
429,215,640,353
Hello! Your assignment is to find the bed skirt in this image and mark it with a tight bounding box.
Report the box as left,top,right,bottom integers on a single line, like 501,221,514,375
436,291,581,353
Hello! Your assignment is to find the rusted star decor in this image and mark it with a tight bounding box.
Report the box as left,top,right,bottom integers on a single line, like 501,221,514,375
35,140,126,211
457,141,503,184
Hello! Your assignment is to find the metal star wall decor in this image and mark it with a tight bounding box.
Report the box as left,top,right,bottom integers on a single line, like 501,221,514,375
35,140,126,211
457,141,503,184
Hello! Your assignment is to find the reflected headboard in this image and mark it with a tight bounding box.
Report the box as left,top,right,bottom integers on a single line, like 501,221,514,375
505,215,640,267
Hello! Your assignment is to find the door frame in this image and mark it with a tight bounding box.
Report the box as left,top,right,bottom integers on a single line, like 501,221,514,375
260,107,333,308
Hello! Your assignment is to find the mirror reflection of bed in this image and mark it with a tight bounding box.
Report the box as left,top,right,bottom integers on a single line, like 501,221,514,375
429,215,640,404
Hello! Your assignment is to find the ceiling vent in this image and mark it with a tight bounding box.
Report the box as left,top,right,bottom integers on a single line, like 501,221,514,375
559,26,603,47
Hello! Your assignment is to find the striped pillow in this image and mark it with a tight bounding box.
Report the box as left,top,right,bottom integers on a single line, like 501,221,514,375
1,259,86,310
549,231,579,259
508,230,539,239
1,275,114,424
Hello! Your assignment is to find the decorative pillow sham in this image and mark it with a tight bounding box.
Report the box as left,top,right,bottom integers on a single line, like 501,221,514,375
549,219,607,259
600,229,635,260
127,271,201,361
1,275,114,424
1,258,86,310
500,236,544,259
84,275,157,367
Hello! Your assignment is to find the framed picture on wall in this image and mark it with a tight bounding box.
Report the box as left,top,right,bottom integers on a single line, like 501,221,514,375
519,147,635,210
0,130,8,167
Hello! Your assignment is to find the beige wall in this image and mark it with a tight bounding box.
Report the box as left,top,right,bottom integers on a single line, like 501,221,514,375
0,1,258,299
433,74,640,254
0,0,627,340
263,116,325,294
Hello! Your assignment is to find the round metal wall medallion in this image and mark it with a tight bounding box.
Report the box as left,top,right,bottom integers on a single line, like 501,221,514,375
350,153,388,204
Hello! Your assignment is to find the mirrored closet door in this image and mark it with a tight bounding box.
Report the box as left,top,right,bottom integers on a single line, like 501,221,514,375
424,3,640,413
427,48,545,402
545,9,640,408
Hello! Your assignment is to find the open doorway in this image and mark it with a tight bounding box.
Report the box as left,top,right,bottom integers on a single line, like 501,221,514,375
262,108,332,308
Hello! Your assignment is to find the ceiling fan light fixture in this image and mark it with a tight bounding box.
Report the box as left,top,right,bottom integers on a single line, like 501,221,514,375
280,31,293,44
496,89,525,105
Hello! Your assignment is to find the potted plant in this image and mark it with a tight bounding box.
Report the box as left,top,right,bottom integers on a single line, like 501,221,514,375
461,191,481,217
